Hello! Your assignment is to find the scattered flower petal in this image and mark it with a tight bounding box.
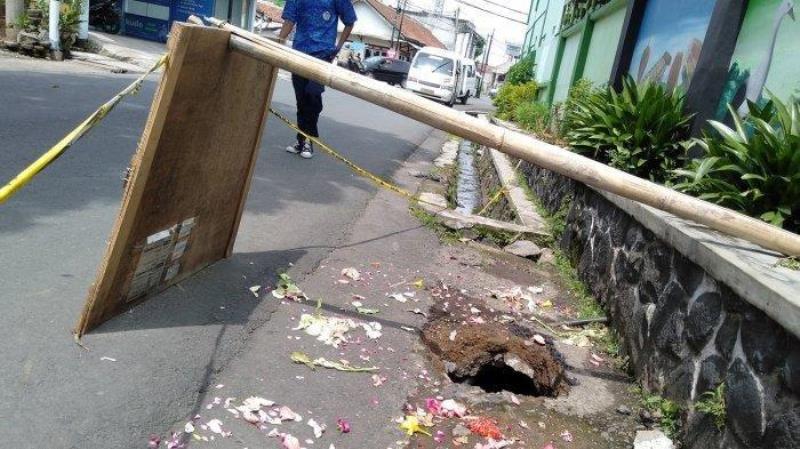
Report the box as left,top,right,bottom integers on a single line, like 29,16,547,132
399,415,431,436
341,267,361,281
337,418,351,433
307,419,326,438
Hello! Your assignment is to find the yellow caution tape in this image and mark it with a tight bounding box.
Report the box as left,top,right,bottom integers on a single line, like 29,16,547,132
0,54,168,205
268,107,445,209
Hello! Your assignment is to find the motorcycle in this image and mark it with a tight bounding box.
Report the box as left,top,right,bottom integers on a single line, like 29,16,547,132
90,0,122,34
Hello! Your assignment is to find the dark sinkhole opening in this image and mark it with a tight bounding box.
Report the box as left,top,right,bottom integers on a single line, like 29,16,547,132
450,361,547,396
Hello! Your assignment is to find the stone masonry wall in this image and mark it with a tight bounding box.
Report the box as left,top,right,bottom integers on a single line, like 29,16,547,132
519,162,800,449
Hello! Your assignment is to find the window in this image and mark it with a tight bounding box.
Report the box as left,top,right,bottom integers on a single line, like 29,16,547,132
413,53,454,75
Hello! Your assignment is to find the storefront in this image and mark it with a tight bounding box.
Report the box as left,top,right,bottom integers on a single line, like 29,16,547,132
91,0,254,42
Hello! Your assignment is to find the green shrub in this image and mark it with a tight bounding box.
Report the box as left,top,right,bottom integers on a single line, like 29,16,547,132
564,76,693,182
505,54,535,86
558,78,595,136
493,81,538,118
674,97,800,232
513,101,551,134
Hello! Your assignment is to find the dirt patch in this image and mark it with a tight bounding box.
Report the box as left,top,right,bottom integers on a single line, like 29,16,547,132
421,285,569,397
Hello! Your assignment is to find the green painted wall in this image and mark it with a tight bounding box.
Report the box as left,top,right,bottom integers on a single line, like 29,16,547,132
581,6,626,85
553,33,581,102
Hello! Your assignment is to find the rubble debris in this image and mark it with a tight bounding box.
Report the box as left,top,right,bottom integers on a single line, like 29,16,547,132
503,240,543,260
633,430,674,449
616,405,632,415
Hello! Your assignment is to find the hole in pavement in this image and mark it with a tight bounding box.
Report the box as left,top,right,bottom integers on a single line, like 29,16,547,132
449,357,547,396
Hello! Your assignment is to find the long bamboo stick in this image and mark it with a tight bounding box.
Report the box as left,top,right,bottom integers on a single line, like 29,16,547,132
195,17,800,257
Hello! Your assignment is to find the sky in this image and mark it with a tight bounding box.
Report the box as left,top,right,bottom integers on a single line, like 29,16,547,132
391,0,531,65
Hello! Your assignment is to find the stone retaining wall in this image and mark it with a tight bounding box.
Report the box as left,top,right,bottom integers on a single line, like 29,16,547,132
519,162,800,449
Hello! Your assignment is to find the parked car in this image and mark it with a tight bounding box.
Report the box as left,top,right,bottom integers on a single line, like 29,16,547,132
362,56,410,86
405,47,463,107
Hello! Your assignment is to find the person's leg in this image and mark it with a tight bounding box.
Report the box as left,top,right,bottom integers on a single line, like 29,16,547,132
298,88,323,159
305,89,324,139
291,74,308,146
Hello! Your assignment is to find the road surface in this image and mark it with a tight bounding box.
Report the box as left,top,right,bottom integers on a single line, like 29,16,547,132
0,53,491,448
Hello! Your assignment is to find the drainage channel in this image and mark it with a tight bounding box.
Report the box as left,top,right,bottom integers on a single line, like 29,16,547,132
454,139,480,214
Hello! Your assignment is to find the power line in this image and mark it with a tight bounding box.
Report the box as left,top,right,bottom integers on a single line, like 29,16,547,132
451,0,528,24
472,0,528,15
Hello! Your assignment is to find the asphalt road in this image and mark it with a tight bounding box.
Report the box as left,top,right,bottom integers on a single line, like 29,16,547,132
0,54,491,448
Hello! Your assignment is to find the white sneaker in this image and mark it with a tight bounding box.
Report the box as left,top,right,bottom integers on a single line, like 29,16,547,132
286,142,302,154
300,143,314,159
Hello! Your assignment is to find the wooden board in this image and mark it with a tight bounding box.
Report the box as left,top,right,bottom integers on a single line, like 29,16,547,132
76,23,278,335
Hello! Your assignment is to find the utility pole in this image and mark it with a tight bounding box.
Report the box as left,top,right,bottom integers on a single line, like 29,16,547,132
78,0,90,44
49,0,62,59
452,7,459,53
479,29,494,97
390,0,402,48
4,0,24,41
395,0,407,52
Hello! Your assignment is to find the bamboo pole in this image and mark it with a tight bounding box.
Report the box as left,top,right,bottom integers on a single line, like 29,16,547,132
194,17,800,257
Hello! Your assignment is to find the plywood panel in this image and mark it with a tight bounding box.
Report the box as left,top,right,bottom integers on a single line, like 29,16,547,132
76,23,278,335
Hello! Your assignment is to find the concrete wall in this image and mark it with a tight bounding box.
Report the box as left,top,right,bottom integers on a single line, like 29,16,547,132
582,5,627,85
518,162,800,449
524,0,565,100
552,32,580,102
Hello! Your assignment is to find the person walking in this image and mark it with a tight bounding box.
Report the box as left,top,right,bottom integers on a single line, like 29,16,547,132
278,0,357,159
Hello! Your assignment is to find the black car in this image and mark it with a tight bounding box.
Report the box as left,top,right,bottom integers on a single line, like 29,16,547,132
362,56,411,86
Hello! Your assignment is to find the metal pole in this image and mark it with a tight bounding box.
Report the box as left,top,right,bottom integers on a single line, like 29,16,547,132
479,29,494,96
49,0,61,56
78,0,89,42
395,0,407,52
453,7,459,52
389,0,401,48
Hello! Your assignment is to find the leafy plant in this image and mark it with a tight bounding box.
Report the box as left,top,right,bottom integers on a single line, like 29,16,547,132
15,11,31,29
558,78,595,136
505,53,535,86
674,96,800,232
564,76,693,182
513,101,551,134
493,81,538,119
695,383,726,430
635,387,683,437
59,0,83,33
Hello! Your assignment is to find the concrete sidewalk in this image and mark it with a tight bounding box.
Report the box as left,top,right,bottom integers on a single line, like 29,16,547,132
88,30,166,69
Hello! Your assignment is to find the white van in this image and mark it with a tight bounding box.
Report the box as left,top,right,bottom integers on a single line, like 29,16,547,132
457,59,477,105
406,47,463,107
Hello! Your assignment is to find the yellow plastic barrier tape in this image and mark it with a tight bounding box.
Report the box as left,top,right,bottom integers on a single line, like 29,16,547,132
268,107,445,209
0,54,168,205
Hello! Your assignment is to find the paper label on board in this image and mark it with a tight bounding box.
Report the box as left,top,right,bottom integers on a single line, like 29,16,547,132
126,217,196,301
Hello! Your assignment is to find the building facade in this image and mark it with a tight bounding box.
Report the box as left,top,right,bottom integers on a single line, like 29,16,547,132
521,0,800,132
119,0,256,41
